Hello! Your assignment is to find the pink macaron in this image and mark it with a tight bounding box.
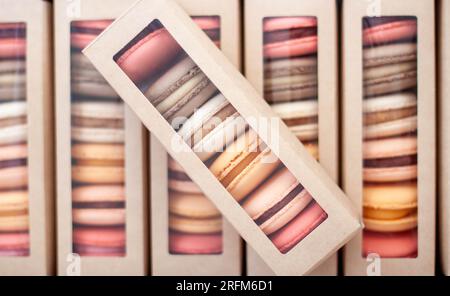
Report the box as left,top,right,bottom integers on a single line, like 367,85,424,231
71,20,113,50
363,18,417,46
73,226,125,256
169,232,222,255
263,17,318,59
363,229,418,258
269,201,327,254
0,23,26,59
0,232,29,257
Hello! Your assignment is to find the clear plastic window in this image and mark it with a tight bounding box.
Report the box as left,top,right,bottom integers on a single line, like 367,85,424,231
0,22,29,257
71,20,126,257
114,19,327,254
362,16,418,258
167,16,222,255
263,16,319,160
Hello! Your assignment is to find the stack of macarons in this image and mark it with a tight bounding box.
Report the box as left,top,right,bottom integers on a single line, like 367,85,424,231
0,23,29,257
262,17,319,158
168,158,222,254
362,17,418,258
71,20,126,257
116,19,327,253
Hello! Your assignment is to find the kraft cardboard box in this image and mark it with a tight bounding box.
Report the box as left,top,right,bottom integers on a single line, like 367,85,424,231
84,0,361,276
244,0,339,276
149,0,242,276
54,0,147,276
0,0,54,276
342,0,436,276
439,0,450,276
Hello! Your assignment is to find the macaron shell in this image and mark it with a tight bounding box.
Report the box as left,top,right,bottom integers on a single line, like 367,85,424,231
364,43,417,68
169,191,220,219
0,191,28,215
169,215,222,234
72,208,125,226
363,230,418,258
0,38,26,58
0,124,27,146
72,143,124,163
169,232,222,254
363,164,417,183
363,20,417,46
363,116,417,140
0,166,27,190
73,244,125,257
71,20,112,50
364,183,417,210
264,36,318,59
364,213,417,233
363,136,416,159
0,214,29,232
72,185,125,203
71,126,124,144
269,201,327,254
192,16,221,31
116,28,182,84
73,227,125,248
71,101,124,119
0,232,29,250
71,165,124,184
263,17,317,32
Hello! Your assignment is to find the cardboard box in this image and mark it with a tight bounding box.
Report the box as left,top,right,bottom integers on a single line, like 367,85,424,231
439,0,450,276
84,0,361,276
342,0,435,275
244,0,339,276
54,0,148,276
0,0,54,276
149,0,242,276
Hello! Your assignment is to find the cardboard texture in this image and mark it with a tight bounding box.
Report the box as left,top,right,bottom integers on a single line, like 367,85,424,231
54,0,147,276
439,0,450,276
244,0,339,276
342,0,435,275
84,0,361,276
150,0,242,276
0,0,54,275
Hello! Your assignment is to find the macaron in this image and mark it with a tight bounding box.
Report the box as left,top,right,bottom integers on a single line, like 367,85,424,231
72,185,125,204
169,214,222,234
263,17,318,59
71,101,124,144
363,17,417,46
271,100,318,142
177,93,247,161
0,214,29,232
71,143,124,184
363,92,417,140
363,136,417,183
192,16,221,46
0,101,27,145
0,144,27,190
364,42,417,68
0,232,29,257
209,129,281,202
73,226,125,256
363,183,417,233
169,190,220,219
264,57,318,102
363,229,418,258
168,157,203,194
115,21,182,84
71,52,119,99
0,23,26,59
72,208,125,226
243,167,313,235
0,191,28,217
363,61,417,97
144,56,217,124
269,201,327,254
169,232,222,255
71,20,113,51
0,59,26,101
